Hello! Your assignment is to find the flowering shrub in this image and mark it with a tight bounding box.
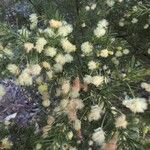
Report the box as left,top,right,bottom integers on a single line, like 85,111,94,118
0,0,150,150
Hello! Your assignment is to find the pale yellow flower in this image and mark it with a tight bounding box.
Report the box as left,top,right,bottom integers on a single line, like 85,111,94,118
115,114,128,128
42,61,51,70
99,49,109,58
92,76,104,87
35,37,47,53
122,98,147,113
42,99,50,107
24,42,34,53
73,119,81,131
92,128,105,145
49,19,62,28
81,42,93,54
61,38,76,53
45,46,57,57
18,71,33,86
7,64,20,75
1,137,13,149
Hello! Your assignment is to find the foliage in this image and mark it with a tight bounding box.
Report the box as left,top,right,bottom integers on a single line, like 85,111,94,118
0,0,150,150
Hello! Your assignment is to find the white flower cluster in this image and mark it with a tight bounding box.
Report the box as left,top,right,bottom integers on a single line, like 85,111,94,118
7,64,20,75
18,64,41,86
35,37,47,53
106,0,115,7
57,21,73,37
141,82,150,92
111,47,130,65
49,19,62,29
1,137,13,149
29,13,38,29
94,19,109,38
115,114,128,128
88,61,98,70
61,38,76,53
88,105,104,122
92,128,105,145
122,97,147,113
81,41,93,55
84,75,104,87
24,42,34,53
85,3,97,11
45,46,57,57
98,49,113,58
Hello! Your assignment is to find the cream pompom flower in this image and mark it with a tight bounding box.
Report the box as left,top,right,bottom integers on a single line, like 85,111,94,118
42,61,51,70
1,137,13,149
122,97,147,113
45,46,57,57
92,128,105,145
64,54,73,63
115,51,123,57
94,19,108,38
53,63,63,72
115,114,128,128
42,99,51,107
49,19,62,28
92,76,104,87
60,99,69,109
30,64,42,76
44,28,55,37
88,105,103,122
141,82,150,92
106,0,115,7
88,61,98,70
97,19,109,28
91,3,97,10
81,41,93,54
55,54,66,65
83,75,93,84
99,49,109,58
58,22,73,37
29,13,38,29
24,42,34,53
94,27,106,38
73,119,81,131
35,37,47,53
46,71,53,80
61,80,71,95
29,13,38,23
65,99,84,121
7,64,20,75
61,38,76,53
18,71,33,86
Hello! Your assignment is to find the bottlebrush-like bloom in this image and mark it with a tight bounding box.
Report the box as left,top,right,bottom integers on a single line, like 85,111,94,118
49,19,62,28
81,41,93,55
115,114,128,128
61,38,76,53
88,105,103,122
58,22,73,37
92,128,105,145
35,37,47,53
122,97,147,113
45,46,57,57
24,42,34,53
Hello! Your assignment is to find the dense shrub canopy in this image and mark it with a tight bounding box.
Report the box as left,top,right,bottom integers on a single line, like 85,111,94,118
0,0,150,150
